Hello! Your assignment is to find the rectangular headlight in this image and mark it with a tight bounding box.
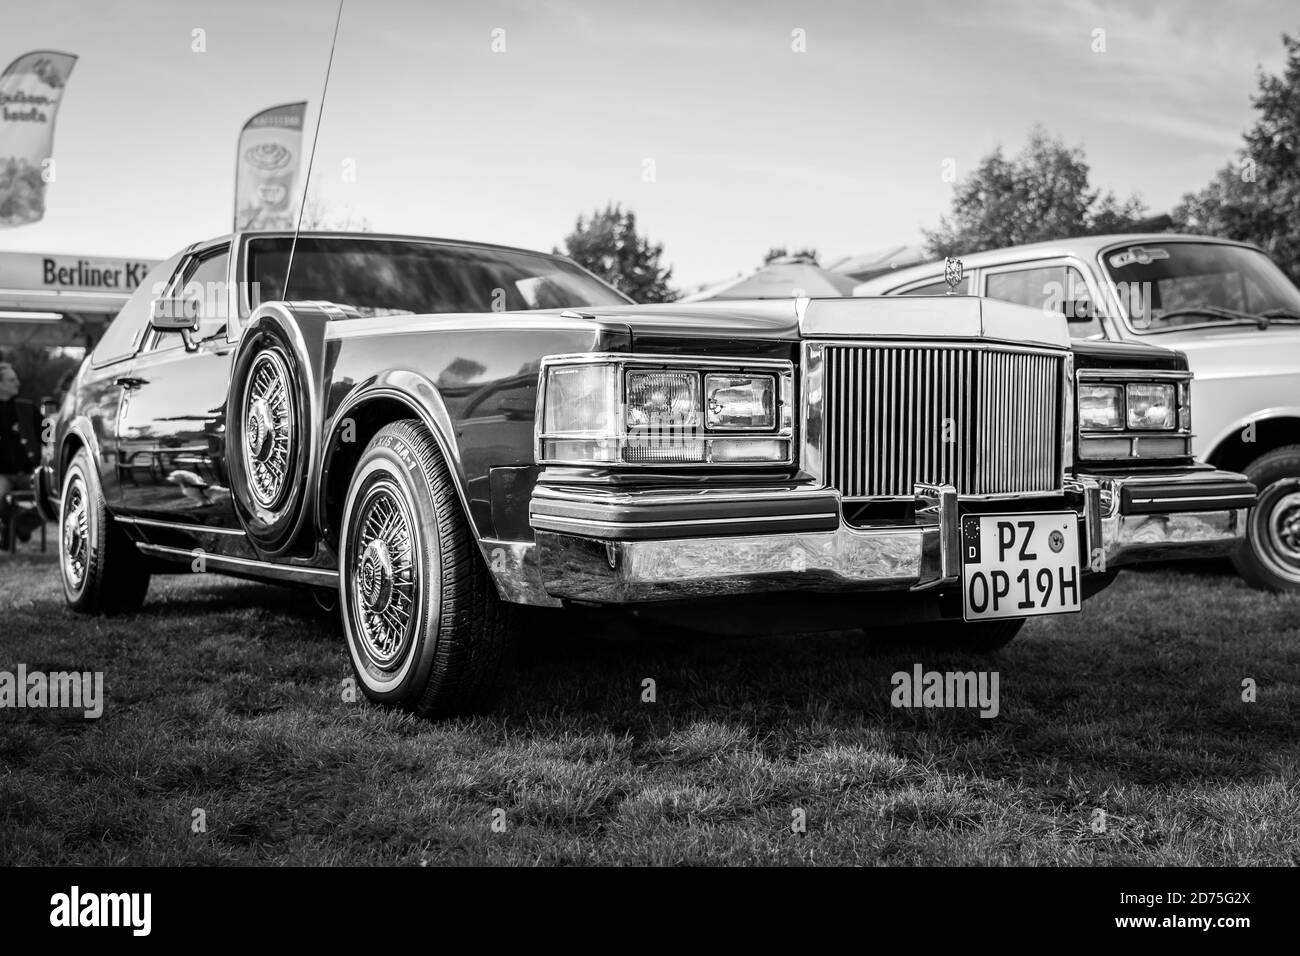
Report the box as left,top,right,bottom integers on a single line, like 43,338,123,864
543,364,617,435
1078,384,1122,430
704,373,775,430
626,370,701,429
1126,383,1176,430
538,355,793,467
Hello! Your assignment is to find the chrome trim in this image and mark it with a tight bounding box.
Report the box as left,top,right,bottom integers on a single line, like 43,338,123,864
912,482,959,590
800,341,825,484
530,512,827,533
531,470,1248,604
478,539,561,607
1101,509,1246,567
135,542,339,584
813,340,1064,498
534,352,796,468
115,516,248,536
1129,494,1256,507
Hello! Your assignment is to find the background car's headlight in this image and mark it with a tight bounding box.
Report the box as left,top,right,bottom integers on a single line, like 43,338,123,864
1126,383,1175,429
1078,384,1122,430
705,373,775,430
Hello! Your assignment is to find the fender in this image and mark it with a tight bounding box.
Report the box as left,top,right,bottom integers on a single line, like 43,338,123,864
321,371,480,542
1204,406,1300,463
59,416,103,484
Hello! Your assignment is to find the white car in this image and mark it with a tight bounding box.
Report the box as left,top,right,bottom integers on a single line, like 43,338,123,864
855,234,1300,591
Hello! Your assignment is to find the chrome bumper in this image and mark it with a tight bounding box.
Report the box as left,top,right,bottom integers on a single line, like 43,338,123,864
510,470,1252,605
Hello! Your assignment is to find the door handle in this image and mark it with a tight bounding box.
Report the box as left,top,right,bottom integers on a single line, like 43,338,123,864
114,376,147,390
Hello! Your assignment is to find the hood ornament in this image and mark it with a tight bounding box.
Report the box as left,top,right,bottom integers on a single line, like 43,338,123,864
944,257,964,295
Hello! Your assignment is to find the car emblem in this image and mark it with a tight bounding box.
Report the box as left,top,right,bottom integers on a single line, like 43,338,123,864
944,257,964,294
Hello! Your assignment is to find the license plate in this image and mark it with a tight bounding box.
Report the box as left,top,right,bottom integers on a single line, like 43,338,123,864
960,512,1081,621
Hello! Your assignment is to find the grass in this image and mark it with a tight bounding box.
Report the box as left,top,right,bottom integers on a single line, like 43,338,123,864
1,546,1298,866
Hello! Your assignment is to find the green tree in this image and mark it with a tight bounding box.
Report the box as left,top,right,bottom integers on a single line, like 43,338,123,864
924,126,1152,258
1173,32,1300,283
557,203,677,303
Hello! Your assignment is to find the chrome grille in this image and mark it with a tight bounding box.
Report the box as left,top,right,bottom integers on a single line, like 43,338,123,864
819,344,1063,497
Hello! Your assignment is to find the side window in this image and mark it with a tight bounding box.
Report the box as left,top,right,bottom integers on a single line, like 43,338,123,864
146,247,231,352
985,264,1102,338
91,254,184,367
900,276,969,296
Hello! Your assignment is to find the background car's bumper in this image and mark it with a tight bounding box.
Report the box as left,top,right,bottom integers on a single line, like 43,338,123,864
523,469,1254,604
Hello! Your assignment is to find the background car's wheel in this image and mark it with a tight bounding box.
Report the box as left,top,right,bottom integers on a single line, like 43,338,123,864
60,448,151,614
1233,445,1300,591
226,327,308,554
339,420,516,717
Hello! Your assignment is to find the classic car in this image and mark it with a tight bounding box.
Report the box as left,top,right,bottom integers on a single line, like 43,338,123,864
855,234,1300,591
36,232,1257,716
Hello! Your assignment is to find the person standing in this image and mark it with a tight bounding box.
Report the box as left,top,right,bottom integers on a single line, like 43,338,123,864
0,361,43,544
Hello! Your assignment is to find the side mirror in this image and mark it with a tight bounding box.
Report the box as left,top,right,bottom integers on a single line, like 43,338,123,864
150,297,199,332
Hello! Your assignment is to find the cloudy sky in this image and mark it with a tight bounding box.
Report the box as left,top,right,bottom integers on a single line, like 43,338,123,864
2,0,1296,288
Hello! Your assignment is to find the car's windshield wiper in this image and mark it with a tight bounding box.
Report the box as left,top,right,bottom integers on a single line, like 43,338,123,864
1150,306,1272,330
1257,308,1300,323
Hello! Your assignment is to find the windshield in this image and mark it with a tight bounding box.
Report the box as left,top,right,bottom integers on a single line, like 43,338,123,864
245,236,630,318
1103,241,1300,333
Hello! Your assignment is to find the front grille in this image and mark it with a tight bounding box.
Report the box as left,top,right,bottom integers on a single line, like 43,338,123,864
819,344,1063,497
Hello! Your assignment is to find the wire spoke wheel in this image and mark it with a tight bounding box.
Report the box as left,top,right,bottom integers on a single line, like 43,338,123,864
61,474,89,591
243,349,294,509
349,478,422,671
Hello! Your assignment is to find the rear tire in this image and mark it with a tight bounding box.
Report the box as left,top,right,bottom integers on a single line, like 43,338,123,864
338,420,516,717
60,448,151,614
1232,445,1300,592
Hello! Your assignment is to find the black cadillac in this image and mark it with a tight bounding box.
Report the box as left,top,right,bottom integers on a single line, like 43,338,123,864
36,232,1257,716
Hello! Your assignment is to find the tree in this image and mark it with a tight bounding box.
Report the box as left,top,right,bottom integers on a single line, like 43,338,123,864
557,203,677,303
764,247,819,265
924,126,1152,258
1172,33,1300,283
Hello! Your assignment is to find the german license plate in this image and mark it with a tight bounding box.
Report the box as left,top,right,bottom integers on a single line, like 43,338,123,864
960,513,1081,621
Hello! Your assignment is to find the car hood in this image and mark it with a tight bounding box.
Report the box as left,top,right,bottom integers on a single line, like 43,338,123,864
575,295,1070,349
1144,325,1300,380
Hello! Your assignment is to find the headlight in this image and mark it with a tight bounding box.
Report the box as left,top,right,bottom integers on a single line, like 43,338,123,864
1076,373,1191,460
705,373,775,430
626,370,701,429
1078,384,1122,430
537,356,793,466
1126,383,1175,430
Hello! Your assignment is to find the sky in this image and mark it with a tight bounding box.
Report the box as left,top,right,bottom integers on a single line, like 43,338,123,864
2,0,1297,289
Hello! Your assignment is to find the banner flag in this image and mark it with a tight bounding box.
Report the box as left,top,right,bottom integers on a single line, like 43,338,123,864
234,102,306,230
0,51,78,227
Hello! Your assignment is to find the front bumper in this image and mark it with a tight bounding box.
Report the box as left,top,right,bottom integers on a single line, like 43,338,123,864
524,469,1254,604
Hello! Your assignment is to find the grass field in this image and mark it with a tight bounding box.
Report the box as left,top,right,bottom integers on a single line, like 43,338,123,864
1,546,1297,866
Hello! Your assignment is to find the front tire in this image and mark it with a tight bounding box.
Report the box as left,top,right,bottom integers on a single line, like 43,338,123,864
1233,445,1300,592
60,448,151,614
339,420,516,717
